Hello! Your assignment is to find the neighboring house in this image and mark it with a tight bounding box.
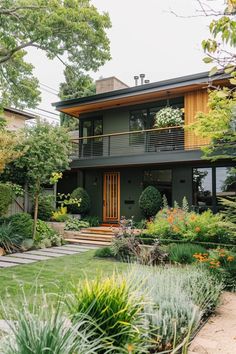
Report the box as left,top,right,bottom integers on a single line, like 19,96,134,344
3,107,35,131
53,72,236,223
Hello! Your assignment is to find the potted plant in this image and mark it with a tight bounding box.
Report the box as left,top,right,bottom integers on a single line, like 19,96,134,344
154,107,183,128
154,107,184,151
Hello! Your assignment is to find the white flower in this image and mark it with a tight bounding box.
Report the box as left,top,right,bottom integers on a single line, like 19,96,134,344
155,107,183,128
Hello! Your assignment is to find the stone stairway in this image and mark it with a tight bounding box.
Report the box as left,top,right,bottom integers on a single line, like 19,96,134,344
64,226,115,246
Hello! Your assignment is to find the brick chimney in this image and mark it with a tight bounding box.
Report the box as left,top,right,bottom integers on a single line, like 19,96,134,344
96,76,129,94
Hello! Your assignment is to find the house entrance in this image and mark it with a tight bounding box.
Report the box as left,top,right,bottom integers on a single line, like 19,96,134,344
103,172,120,223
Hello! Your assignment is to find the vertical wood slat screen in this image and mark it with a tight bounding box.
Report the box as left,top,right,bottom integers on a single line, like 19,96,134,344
103,172,120,222
184,90,210,149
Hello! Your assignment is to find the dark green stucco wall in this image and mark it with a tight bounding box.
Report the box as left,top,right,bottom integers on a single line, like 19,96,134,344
69,165,194,222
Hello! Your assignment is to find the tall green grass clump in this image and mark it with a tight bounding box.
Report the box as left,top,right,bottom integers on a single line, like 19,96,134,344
168,243,208,264
0,294,103,354
67,274,146,352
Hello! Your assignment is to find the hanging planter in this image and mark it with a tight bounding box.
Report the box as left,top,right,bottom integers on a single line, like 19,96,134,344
154,107,184,129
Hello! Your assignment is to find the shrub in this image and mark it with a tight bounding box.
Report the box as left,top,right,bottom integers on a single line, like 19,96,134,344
130,265,222,352
0,183,13,216
7,213,33,239
139,186,162,218
68,187,90,215
94,247,114,258
51,206,70,222
194,248,236,291
31,195,55,221
67,274,144,350
35,220,63,248
83,215,99,227
64,218,89,231
147,206,235,244
168,243,208,264
111,235,141,261
0,223,22,253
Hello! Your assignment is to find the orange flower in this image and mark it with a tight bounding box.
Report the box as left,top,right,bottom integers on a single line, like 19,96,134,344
227,256,234,262
195,226,201,233
167,216,174,224
190,215,196,221
173,226,180,233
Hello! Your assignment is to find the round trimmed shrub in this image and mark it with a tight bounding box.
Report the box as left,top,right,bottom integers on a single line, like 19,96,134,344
68,187,90,215
139,186,162,218
0,183,13,216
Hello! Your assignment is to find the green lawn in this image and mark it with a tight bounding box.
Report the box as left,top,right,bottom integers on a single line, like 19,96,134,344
0,250,127,305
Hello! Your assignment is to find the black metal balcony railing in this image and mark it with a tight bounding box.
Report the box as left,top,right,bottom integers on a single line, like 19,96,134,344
70,126,202,160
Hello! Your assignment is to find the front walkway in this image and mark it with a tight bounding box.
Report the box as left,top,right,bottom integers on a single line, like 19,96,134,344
0,244,98,268
189,292,236,354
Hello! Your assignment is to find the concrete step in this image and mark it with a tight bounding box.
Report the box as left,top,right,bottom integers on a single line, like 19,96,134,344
69,233,113,241
65,238,110,246
80,227,114,235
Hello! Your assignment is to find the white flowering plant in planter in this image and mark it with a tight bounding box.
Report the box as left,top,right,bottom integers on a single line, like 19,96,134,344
154,107,184,128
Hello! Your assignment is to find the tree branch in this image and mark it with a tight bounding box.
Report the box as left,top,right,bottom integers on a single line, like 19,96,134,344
0,6,45,16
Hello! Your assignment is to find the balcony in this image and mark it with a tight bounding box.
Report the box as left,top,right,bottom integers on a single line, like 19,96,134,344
70,126,205,161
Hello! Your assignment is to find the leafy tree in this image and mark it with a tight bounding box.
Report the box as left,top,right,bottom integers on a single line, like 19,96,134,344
187,0,236,163
0,0,111,109
13,121,71,239
0,119,23,173
59,65,96,130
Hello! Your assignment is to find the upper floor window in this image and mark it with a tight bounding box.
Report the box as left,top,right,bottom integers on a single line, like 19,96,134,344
129,109,147,144
81,117,103,143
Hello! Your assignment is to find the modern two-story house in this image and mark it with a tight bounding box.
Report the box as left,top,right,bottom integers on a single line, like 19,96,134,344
53,72,235,223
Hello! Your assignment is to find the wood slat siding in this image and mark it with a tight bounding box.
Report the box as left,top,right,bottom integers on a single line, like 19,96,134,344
184,89,210,149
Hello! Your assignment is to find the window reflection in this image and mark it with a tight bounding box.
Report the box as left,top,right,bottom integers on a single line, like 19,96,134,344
216,167,236,202
193,168,213,207
144,169,172,205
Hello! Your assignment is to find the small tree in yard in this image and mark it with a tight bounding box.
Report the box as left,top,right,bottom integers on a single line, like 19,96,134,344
139,186,162,218
15,122,71,239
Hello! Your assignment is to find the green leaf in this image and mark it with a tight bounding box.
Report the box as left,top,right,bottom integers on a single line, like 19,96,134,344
203,57,213,64
225,65,235,74
209,66,218,76
230,78,236,85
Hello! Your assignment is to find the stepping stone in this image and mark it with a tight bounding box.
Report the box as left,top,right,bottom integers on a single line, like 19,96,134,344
55,246,87,252
0,261,17,268
64,244,97,250
9,253,51,261
46,248,80,255
26,250,63,258
0,256,35,264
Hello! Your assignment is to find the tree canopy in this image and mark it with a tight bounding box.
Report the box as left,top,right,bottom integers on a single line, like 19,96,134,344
59,65,96,130
188,0,236,162
0,0,111,109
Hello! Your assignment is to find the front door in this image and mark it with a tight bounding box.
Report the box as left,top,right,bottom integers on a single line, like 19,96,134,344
103,172,120,223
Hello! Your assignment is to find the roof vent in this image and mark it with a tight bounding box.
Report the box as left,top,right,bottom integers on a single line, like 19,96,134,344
134,74,150,86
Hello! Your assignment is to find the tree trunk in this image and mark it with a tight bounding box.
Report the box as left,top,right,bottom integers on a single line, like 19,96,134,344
32,181,40,240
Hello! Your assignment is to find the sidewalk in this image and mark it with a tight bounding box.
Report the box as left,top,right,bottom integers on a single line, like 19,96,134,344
189,292,236,354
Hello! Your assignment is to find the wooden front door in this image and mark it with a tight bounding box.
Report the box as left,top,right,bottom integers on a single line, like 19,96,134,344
103,172,120,223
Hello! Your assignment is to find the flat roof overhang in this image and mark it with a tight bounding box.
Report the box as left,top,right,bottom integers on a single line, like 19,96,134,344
53,72,229,118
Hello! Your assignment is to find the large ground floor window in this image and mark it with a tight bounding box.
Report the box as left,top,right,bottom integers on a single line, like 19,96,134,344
193,166,236,211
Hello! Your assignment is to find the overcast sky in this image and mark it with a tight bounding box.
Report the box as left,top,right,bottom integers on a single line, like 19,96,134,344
26,0,222,121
